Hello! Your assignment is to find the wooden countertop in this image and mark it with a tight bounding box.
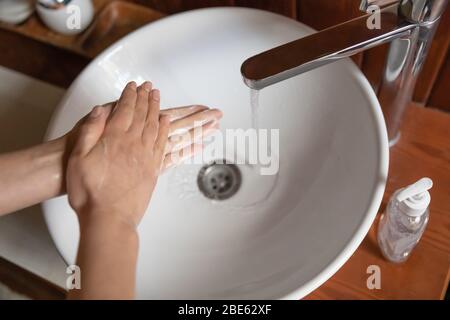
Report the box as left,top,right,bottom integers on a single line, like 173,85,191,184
305,104,450,300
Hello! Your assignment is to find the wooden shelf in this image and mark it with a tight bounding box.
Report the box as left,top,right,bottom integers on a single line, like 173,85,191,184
0,257,65,300
0,0,163,59
0,0,106,58
0,0,164,88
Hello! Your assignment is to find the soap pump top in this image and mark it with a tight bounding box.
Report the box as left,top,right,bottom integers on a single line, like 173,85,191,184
396,177,433,217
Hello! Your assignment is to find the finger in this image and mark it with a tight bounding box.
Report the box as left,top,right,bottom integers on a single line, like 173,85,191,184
71,106,108,157
162,143,203,171
107,81,137,131
160,105,209,121
154,116,170,164
169,109,223,136
143,89,161,143
95,103,209,123
100,102,114,118
130,81,152,134
166,120,219,154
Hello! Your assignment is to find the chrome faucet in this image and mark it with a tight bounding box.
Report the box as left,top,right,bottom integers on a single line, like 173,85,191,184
241,0,448,144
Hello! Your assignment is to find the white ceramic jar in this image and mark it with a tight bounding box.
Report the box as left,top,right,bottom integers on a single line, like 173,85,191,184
0,0,35,25
36,0,94,35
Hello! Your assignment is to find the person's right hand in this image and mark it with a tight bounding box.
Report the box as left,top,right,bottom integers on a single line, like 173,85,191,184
66,81,169,228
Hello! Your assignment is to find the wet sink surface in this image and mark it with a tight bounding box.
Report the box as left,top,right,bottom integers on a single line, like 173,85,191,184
44,8,389,299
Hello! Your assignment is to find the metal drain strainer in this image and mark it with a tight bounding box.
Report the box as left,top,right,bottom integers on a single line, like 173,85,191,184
197,160,241,200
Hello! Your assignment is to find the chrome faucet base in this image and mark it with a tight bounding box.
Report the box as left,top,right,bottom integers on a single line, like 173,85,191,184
389,132,401,147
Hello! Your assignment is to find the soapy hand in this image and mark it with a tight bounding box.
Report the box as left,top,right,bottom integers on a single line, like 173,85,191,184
65,82,222,227
66,81,170,227
65,102,222,174
64,82,223,299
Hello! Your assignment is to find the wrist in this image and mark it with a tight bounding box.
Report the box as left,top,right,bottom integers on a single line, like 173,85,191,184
32,137,67,193
78,206,139,239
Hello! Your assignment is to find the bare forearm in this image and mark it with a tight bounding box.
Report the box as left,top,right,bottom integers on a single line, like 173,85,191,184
67,213,139,300
0,138,66,216
0,105,221,217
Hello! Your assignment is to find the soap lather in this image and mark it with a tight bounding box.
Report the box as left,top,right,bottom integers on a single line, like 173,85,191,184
378,178,433,263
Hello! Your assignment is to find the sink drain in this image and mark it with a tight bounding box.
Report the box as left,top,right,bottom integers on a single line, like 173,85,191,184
197,160,241,200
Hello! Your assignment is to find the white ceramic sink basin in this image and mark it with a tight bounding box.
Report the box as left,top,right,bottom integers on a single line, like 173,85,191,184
44,8,389,299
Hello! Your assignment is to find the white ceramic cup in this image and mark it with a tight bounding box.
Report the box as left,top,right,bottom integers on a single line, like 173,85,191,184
0,0,35,25
36,0,94,35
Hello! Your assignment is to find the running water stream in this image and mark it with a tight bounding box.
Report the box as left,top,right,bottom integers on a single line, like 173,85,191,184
250,89,260,130
166,88,279,211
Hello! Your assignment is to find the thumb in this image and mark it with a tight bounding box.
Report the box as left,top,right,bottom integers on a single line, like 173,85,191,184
72,106,108,157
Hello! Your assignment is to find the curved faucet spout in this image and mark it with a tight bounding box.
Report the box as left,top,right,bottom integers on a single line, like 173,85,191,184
241,0,448,143
241,10,415,90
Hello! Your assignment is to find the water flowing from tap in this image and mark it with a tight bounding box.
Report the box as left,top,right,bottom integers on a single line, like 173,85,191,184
250,89,260,130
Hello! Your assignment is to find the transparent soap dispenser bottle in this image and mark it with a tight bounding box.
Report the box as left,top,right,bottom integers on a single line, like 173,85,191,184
377,178,433,263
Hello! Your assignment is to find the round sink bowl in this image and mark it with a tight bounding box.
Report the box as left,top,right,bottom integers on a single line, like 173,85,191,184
44,8,389,299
